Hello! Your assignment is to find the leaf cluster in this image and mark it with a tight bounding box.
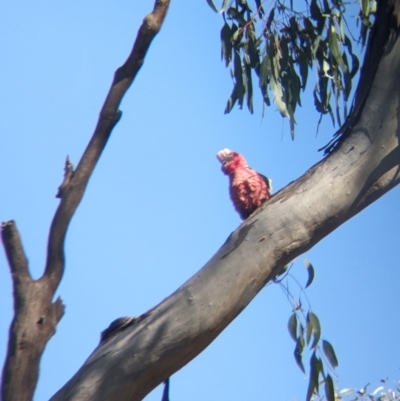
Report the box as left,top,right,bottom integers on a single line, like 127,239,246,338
207,0,375,137
337,380,400,401
274,258,399,401
276,260,339,401
289,310,338,401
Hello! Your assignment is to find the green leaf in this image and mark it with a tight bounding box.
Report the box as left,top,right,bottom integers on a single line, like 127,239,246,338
244,63,254,114
259,54,271,107
297,49,309,90
299,323,305,338
288,16,299,42
289,107,295,139
316,113,323,134
310,0,322,21
328,103,335,126
306,352,320,401
308,312,321,348
266,7,275,32
288,313,298,341
238,1,252,13
234,49,244,87
246,29,260,68
343,34,353,52
335,90,342,127
313,88,324,113
340,388,354,397
162,378,170,401
280,37,289,70
306,316,313,345
259,56,271,87
224,50,245,113
322,340,339,368
273,34,282,67
293,73,302,108
254,0,265,17
313,0,326,35
261,84,271,106
328,24,346,71
277,263,289,277
220,23,232,67
325,374,335,401
221,0,230,13
339,16,345,42
206,0,218,13
304,259,315,288
294,336,305,373
316,70,329,112
288,65,301,108
227,7,247,26
281,68,297,138
270,75,290,119
303,17,317,43
361,0,370,17
231,23,241,44
359,17,371,49
342,52,352,102
322,0,330,14
310,0,325,35
350,50,360,78
343,35,360,79
267,35,275,76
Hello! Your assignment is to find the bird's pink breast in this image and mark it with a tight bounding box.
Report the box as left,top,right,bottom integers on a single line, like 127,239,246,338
229,168,270,219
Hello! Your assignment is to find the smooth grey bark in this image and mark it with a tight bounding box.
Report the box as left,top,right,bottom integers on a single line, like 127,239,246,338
50,1,400,400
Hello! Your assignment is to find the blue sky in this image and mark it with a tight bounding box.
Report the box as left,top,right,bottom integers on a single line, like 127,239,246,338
1,1,399,400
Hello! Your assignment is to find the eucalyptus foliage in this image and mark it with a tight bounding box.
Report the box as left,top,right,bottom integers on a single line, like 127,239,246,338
276,260,339,401
337,380,400,401
206,0,376,137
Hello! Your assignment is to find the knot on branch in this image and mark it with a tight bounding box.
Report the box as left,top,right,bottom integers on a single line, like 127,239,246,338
143,14,162,33
34,297,65,339
99,312,150,344
56,156,74,199
51,297,65,325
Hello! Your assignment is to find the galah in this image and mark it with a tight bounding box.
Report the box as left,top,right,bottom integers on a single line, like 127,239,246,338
217,149,272,220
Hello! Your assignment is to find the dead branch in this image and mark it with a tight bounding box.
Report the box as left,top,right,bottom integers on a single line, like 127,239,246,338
1,2,171,401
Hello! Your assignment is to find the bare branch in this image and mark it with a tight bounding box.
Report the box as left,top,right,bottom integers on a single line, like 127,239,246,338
1,223,66,401
1,221,30,282
44,0,171,287
1,1,171,400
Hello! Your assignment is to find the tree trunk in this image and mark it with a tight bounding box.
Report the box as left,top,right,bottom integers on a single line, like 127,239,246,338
50,0,400,400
